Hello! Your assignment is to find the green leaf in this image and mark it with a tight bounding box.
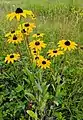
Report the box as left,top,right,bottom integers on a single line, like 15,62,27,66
35,81,42,93
0,110,3,120
55,112,63,119
23,68,34,82
0,85,4,88
27,110,37,119
54,101,59,106
16,85,24,92
24,90,36,100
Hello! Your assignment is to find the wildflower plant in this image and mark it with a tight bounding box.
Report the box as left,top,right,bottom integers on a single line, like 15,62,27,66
57,40,77,51
0,6,80,120
4,53,20,63
7,8,35,21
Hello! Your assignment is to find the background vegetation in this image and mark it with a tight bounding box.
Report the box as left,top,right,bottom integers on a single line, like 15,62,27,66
0,0,83,120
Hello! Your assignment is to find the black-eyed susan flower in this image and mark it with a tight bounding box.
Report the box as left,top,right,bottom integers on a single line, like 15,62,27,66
33,55,44,63
18,22,36,35
7,8,35,21
22,22,36,30
29,13,36,20
58,40,77,51
5,30,19,38
7,33,23,44
24,10,36,20
29,40,46,51
47,49,64,57
37,58,51,69
31,48,40,56
5,53,20,63
32,33,44,38
21,28,31,35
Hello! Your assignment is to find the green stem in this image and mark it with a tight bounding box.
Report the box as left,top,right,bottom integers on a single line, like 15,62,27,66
15,44,22,56
25,35,32,62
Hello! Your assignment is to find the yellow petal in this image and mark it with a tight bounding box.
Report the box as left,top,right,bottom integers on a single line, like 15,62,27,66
21,13,26,18
16,14,20,21
9,14,15,21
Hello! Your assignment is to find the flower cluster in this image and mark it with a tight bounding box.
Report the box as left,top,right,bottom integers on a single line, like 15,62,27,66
29,38,77,69
5,8,36,64
4,8,77,69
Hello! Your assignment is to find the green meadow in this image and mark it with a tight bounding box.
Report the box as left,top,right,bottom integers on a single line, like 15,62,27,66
0,0,83,120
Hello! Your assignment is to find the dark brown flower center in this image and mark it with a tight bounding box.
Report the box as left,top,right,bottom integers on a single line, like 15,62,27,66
11,30,15,33
15,8,23,13
42,61,46,64
35,57,39,60
33,50,36,53
31,14,35,18
53,50,57,53
10,55,14,58
47,58,50,60
65,41,70,46
13,35,17,40
24,23,30,27
37,33,40,36
21,29,26,33
33,16,35,18
35,41,40,45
